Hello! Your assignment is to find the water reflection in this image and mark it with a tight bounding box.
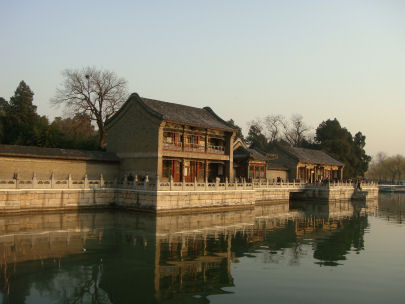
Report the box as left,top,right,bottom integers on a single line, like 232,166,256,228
0,195,400,303
377,193,405,224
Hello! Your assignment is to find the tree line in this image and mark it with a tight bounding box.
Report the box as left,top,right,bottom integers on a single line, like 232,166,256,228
228,115,371,179
0,67,128,150
366,153,405,183
0,81,100,150
1,67,372,178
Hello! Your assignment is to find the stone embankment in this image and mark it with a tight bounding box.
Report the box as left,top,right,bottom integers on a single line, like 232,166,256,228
0,176,378,213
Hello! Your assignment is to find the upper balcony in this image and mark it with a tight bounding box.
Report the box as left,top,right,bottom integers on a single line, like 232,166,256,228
184,143,205,153
163,142,182,151
207,145,225,154
163,130,226,155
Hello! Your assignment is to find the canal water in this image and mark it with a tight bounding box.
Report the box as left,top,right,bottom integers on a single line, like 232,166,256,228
0,193,404,304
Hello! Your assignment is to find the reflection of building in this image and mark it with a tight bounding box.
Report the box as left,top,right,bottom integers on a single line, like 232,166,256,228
268,144,344,182
105,93,236,182
0,200,380,302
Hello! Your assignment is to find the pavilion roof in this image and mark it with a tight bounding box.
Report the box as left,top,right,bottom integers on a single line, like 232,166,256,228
141,97,235,131
279,145,344,166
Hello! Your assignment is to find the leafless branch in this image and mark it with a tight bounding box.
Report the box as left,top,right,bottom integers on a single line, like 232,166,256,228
52,67,128,148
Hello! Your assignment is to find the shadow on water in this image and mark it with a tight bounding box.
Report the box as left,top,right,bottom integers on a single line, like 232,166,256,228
0,194,401,303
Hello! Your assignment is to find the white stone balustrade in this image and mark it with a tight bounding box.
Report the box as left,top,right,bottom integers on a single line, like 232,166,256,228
0,175,376,192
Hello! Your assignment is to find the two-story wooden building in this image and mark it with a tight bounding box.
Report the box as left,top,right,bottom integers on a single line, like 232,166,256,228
105,93,236,182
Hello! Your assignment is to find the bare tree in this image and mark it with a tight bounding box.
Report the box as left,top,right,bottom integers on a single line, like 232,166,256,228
281,114,310,146
263,114,284,143
52,67,128,148
366,153,405,183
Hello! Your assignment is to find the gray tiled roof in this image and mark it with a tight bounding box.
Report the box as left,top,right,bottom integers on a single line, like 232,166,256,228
267,163,289,171
0,144,120,162
282,145,344,166
233,146,269,161
141,98,235,131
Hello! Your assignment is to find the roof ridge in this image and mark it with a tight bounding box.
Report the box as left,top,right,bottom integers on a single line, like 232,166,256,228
203,106,237,130
141,97,205,111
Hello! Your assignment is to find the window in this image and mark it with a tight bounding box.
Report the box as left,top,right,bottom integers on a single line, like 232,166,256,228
162,160,172,179
162,159,182,181
249,164,266,179
163,132,182,151
198,162,205,180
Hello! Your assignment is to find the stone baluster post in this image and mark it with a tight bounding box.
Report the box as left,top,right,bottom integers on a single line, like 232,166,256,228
225,177,228,190
169,175,173,191
144,175,149,190
243,178,246,190
100,173,104,188
215,177,219,190
51,172,55,189
32,172,37,189
266,178,269,189
68,174,72,189
84,174,89,189
13,172,18,189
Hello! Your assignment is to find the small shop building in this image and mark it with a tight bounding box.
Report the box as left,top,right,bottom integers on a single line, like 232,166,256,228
232,138,279,181
268,144,344,183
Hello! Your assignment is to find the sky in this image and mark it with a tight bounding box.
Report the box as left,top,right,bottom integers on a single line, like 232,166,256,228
1,0,404,157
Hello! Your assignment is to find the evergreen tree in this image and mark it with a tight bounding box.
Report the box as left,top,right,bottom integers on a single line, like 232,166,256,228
246,122,268,151
51,114,99,150
315,118,371,178
0,97,7,143
227,119,245,140
2,81,41,145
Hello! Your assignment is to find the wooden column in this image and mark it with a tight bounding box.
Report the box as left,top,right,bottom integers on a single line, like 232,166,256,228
205,129,208,153
205,160,209,182
228,132,235,181
182,125,185,152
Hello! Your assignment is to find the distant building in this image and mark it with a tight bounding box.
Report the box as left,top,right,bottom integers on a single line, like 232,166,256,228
105,93,236,182
233,138,269,180
268,144,344,182
232,138,284,181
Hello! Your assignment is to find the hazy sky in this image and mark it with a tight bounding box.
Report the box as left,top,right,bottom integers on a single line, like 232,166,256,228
1,0,404,156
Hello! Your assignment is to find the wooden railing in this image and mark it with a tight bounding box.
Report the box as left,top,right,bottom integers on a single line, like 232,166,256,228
207,145,225,154
163,142,182,151
183,143,205,153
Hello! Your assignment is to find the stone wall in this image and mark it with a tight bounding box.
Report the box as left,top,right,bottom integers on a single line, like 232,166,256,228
0,179,379,214
266,169,288,182
0,156,119,180
0,189,116,213
290,184,379,201
106,98,162,178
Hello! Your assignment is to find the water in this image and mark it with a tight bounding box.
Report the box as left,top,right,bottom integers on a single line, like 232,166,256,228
0,193,404,303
